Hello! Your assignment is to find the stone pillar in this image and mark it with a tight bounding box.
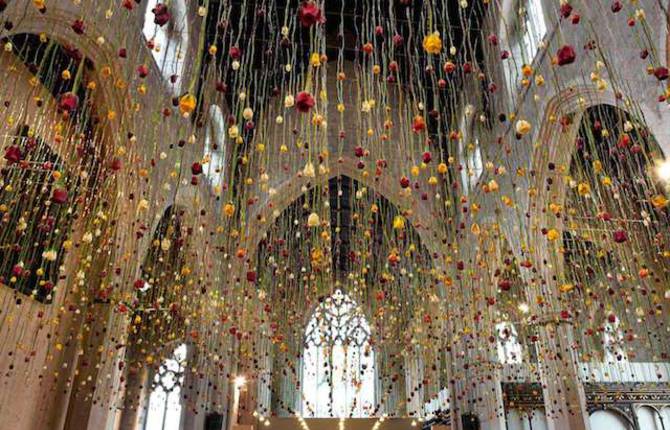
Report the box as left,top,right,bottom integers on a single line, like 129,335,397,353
531,316,590,430
118,359,150,430
447,221,507,430
523,233,591,429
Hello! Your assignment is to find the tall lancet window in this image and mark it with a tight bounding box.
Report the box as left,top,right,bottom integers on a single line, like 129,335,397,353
302,289,375,417
144,343,187,430
496,322,523,364
143,0,189,94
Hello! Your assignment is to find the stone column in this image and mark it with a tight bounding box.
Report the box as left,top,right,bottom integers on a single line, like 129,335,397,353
521,226,591,430
447,220,507,430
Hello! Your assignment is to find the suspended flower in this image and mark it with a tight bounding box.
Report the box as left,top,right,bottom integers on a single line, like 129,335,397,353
651,194,669,208
152,3,171,26
654,67,669,81
515,119,532,135
51,187,68,204
422,32,442,54
298,1,323,27
224,203,236,217
546,228,560,241
4,145,22,164
498,279,512,291
392,215,405,230
412,115,426,133
295,91,315,113
179,94,197,115
556,45,576,66
42,249,58,262
58,92,79,112
71,19,85,35
613,230,628,243
307,212,320,227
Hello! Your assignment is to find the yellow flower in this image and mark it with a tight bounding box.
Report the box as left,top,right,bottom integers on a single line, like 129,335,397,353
515,119,532,135
651,194,669,208
393,215,405,230
310,52,321,67
559,283,575,293
547,229,560,241
223,203,235,217
422,32,442,54
307,212,320,227
577,182,590,196
179,94,197,115
437,163,448,174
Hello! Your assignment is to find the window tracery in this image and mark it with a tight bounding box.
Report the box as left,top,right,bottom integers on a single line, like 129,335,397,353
302,289,375,417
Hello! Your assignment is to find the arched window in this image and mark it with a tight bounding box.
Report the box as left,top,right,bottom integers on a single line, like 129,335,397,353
496,322,523,364
636,406,664,430
0,125,71,302
144,343,187,430
504,0,547,98
603,314,627,363
143,0,189,94
589,410,633,430
204,105,226,191
302,289,375,417
458,112,484,196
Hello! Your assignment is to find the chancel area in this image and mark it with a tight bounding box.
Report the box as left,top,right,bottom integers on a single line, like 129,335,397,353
0,0,669,429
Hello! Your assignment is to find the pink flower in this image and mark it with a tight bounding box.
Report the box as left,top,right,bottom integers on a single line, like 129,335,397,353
295,91,315,113
298,2,323,27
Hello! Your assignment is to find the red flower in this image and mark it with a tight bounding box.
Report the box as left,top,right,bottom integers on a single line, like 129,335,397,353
422,151,432,163
392,34,404,48
557,45,576,66
295,91,315,113
498,279,512,291
613,230,628,243
412,115,426,133
560,3,573,18
229,46,241,60
399,176,410,189
4,145,22,164
58,92,79,113
152,3,171,27
654,67,669,81
71,19,85,35
51,188,68,204
137,64,149,78
191,162,203,175
611,1,622,13
109,158,122,171
246,271,257,283
298,2,323,27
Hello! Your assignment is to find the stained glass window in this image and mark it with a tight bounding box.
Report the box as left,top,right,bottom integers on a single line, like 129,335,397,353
496,322,523,364
144,343,187,430
302,290,375,417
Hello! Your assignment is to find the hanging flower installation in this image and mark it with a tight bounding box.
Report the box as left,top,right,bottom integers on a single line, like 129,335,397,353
0,0,667,428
